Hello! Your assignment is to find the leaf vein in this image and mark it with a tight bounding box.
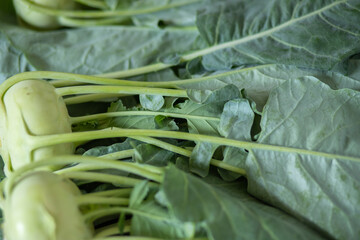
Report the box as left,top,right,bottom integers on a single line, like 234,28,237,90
319,13,359,36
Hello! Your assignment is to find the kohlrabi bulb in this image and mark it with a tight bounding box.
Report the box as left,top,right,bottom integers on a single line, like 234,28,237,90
2,79,73,175
4,171,92,240
13,0,75,29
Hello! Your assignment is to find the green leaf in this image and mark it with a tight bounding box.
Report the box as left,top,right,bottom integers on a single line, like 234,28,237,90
0,22,204,75
0,33,32,83
134,143,176,166
219,98,254,141
154,115,179,131
165,99,223,136
158,53,181,65
177,64,360,110
117,212,126,235
246,77,360,239
128,68,180,82
83,138,135,157
175,156,191,172
196,0,360,71
131,199,198,238
139,94,165,111
161,165,325,240
107,100,157,130
129,181,150,208
190,142,218,177
218,147,247,181
104,0,119,10
187,84,239,104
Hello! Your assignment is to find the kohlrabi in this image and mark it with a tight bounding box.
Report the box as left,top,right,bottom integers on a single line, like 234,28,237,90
13,0,76,29
3,171,92,240
0,79,73,175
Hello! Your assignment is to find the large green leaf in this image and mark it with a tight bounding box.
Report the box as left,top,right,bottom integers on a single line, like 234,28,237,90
161,165,325,240
176,64,360,109
0,33,32,83
196,0,360,71
0,22,204,76
246,77,360,239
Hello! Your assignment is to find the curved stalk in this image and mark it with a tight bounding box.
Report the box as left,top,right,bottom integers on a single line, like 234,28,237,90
74,0,107,9
131,136,246,176
101,149,135,160
76,196,129,206
56,85,188,98
64,93,125,105
70,111,219,125
30,128,360,164
4,155,164,196
55,149,135,174
84,207,166,224
94,223,131,238
60,171,160,187
59,16,129,27
97,62,174,79
83,188,132,198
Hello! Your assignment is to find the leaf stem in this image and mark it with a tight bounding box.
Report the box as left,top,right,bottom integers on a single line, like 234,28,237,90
70,110,219,124
64,93,125,105
84,207,167,224
30,128,360,165
99,149,135,160
55,149,135,174
76,196,129,206
58,16,129,27
4,155,163,196
61,171,159,187
98,63,174,79
74,0,107,9
94,223,130,238
83,188,133,198
131,136,246,176
55,85,188,98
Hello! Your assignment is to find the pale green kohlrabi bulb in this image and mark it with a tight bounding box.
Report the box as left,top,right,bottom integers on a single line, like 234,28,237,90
13,0,75,29
4,171,92,240
1,79,73,175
